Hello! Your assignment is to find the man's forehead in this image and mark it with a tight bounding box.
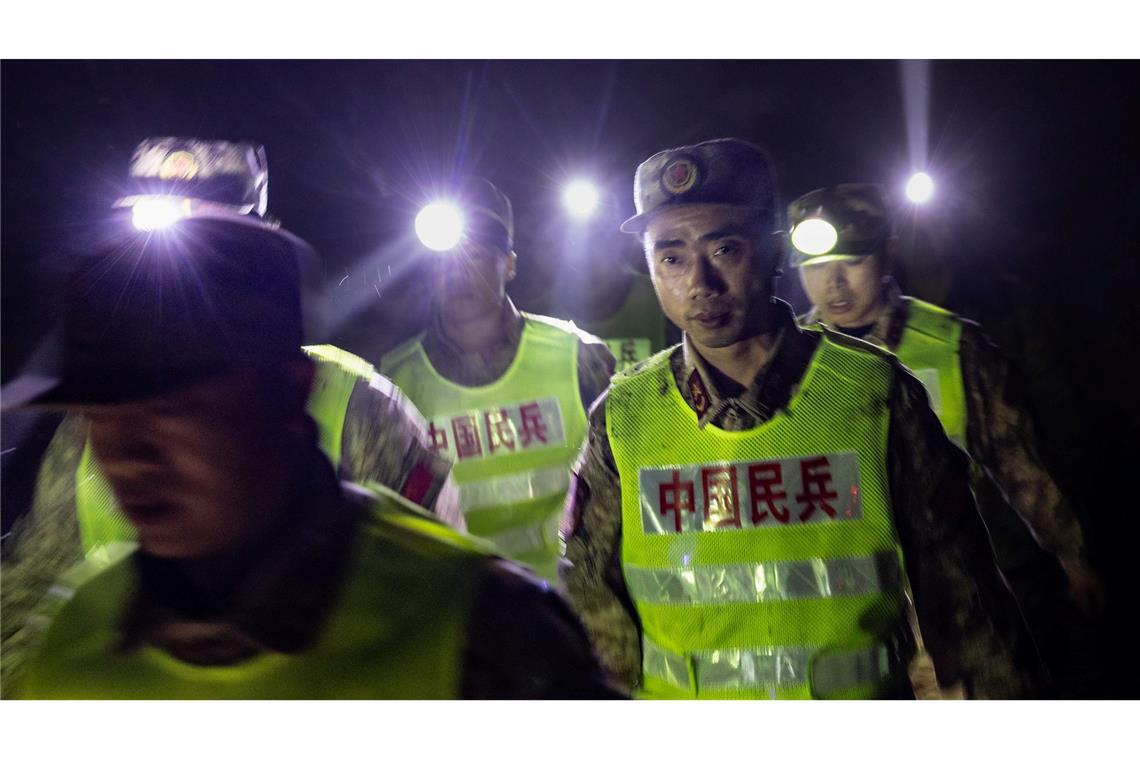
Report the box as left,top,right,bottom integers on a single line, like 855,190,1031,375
643,204,754,240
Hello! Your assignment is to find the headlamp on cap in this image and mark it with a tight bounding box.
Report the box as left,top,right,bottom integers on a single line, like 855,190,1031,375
130,197,193,231
415,201,466,251
563,180,599,219
115,137,270,232
790,217,839,257
414,179,514,254
786,183,893,267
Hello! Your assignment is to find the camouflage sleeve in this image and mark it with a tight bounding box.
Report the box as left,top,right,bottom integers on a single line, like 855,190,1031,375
959,325,1086,562
1,413,87,698
340,374,465,531
558,392,641,694
577,339,617,413
886,365,1042,698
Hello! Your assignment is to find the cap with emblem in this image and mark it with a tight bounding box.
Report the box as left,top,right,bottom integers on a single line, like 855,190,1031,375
115,137,269,219
786,183,894,267
620,138,779,234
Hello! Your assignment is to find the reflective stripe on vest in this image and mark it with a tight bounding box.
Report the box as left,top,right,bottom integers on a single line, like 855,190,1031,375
608,338,907,699
892,298,967,447
380,314,589,582
641,635,894,698
457,465,570,512
624,550,901,605
74,345,369,554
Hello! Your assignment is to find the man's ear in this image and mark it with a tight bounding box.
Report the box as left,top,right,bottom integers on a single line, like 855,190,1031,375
505,250,519,283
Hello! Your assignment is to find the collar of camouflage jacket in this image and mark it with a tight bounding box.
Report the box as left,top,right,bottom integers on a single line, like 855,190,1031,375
678,300,819,430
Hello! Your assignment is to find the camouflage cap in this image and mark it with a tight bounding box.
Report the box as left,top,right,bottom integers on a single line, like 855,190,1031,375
786,183,893,266
116,137,269,217
620,138,779,234
459,177,514,251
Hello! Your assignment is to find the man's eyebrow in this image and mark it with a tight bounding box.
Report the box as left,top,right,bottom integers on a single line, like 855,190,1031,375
651,238,684,252
698,225,748,242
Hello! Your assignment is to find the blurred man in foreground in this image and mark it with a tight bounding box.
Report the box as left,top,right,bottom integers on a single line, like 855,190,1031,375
3,167,615,699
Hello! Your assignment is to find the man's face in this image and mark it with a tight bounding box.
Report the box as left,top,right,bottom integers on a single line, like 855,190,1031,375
432,239,515,322
798,254,888,329
84,367,306,560
643,204,774,350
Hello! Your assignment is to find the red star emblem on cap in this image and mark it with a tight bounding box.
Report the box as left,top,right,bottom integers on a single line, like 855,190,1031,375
661,157,698,195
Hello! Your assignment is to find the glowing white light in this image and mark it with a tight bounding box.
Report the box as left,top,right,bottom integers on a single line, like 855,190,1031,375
131,198,185,231
906,172,935,204
415,202,465,251
791,218,839,256
563,180,599,218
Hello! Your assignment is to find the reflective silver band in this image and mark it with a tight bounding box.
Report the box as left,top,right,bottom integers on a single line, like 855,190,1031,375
458,465,570,512
642,636,892,696
625,552,900,605
483,521,553,557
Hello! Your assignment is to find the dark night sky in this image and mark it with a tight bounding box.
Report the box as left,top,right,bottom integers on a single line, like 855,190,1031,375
3,61,1140,643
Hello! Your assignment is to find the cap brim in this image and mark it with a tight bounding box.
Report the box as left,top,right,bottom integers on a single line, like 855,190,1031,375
619,211,654,234
1,365,217,412
793,252,867,267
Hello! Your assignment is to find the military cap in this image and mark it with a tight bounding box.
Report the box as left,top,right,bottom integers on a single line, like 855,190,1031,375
786,183,894,266
620,138,779,234
1,217,311,410
116,137,269,217
459,177,514,251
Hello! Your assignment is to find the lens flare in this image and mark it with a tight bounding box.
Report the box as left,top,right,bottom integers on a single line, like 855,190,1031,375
563,180,599,218
906,172,935,204
415,202,465,251
131,197,186,231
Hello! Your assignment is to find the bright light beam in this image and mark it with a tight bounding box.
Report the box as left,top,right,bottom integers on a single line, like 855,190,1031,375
906,172,935,204
415,202,464,251
563,180,599,218
131,197,186,231
900,60,931,175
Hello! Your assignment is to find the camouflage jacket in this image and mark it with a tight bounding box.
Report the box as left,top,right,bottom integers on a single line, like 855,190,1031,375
800,284,1088,565
560,300,1041,698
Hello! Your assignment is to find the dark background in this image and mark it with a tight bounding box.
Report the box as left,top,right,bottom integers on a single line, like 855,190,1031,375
3,60,1139,690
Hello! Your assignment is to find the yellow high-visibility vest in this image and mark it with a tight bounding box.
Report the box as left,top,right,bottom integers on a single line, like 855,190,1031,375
381,314,589,582
607,335,908,699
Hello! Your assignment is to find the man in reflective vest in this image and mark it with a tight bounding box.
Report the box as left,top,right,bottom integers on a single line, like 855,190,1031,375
788,182,1106,693
381,178,615,583
561,138,1041,699
0,138,461,695
1,193,617,699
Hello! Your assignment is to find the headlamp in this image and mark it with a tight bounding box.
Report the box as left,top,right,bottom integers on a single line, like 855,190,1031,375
130,197,192,231
905,172,934,204
563,180,599,219
415,202,465,252
790,217,839,257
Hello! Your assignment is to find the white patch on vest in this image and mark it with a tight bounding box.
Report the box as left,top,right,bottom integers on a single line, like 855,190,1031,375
638,452,862,535
912,367,942,415
604,338,652,371
425,396,566,462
